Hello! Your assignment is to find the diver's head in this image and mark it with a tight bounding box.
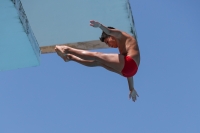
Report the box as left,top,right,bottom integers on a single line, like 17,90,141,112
99,27,118,48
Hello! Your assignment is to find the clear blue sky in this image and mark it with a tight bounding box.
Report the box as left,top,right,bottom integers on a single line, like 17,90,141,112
0,0,200,133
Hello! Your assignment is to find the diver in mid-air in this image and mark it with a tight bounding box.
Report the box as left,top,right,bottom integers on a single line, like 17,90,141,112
55,20,140,102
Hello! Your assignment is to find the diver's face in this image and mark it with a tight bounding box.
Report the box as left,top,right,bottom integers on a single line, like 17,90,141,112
104,36,118,48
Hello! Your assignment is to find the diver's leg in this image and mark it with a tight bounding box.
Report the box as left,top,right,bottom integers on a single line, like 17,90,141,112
61,54,122,75
55,46,125,74
66,54,99,67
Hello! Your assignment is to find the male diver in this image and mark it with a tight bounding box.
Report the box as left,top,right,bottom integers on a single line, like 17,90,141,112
55,20,140,102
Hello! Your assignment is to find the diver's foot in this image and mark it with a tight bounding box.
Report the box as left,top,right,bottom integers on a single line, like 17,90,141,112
55,45,69,62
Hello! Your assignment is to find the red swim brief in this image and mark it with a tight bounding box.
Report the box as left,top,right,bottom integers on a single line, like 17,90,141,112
121,56,138,77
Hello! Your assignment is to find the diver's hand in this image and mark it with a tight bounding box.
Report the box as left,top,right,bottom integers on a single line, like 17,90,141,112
129,88,139,102
90,20,101,28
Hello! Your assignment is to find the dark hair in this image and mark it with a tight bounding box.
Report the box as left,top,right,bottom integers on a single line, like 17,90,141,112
99,27,115,42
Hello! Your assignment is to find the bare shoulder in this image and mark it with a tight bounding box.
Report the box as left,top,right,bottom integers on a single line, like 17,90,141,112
121,32,137,42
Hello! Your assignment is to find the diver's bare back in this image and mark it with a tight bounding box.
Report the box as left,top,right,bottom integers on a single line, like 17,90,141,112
117,31,140,67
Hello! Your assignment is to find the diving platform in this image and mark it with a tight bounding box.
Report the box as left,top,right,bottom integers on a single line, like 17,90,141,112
0,0,137,71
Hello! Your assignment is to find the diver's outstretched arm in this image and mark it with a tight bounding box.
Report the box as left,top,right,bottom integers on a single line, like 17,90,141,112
90,20,122,39
127,76,139,102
